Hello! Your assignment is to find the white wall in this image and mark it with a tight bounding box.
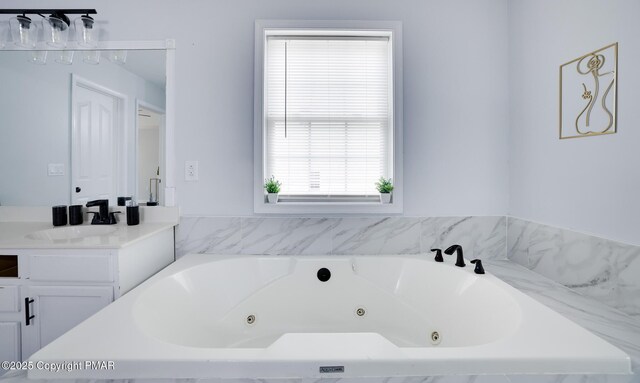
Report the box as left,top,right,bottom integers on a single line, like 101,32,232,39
0,51,165,206
0,0,510,217
508,0,640,245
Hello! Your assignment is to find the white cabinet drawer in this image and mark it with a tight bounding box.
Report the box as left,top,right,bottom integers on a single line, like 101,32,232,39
29,255,113,283
0,286,19,312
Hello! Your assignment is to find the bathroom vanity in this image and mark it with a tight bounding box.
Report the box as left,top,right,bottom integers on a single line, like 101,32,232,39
0,207,178,363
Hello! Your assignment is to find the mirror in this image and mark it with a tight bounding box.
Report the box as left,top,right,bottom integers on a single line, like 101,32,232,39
0,49,167,207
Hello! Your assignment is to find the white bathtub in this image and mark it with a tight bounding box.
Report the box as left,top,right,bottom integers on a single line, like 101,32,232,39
28,254,631,380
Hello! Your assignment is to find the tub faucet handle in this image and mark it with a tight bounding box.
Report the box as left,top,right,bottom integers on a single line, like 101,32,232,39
430,249,443,262
470,259,485,274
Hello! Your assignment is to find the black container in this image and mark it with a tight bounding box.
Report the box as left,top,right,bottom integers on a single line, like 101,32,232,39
117,196,132,207
126,206,140,226
68,205,83,226
52,205,67,226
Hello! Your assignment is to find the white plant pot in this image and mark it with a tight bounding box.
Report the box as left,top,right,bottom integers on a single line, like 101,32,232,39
267,193,279,203
380,193,392,204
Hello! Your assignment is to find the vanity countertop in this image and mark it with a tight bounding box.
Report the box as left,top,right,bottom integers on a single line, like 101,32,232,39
0,206,179,249
0,221,176,249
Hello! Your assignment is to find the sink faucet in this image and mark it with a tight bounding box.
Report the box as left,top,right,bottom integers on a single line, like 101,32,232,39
86,199,120,225
444,244,466,267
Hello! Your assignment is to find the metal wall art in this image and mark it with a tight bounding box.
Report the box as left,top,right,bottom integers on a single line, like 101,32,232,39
559,43,617,139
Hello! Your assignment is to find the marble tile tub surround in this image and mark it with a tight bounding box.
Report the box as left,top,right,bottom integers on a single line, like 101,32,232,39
507,217,640,318
489,260,640,383
176,216,506,259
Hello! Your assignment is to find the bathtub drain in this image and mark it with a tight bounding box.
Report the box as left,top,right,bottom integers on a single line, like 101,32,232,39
246,315,256,325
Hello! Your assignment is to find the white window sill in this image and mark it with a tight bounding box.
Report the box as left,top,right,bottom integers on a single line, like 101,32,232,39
254,201,402,215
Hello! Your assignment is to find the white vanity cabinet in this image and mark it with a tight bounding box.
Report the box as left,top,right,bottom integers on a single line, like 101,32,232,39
0,225,175,362
18,248,127,360
0,255,22,363
21,285,114,358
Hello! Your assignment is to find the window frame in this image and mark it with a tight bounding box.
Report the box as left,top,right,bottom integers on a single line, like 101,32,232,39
254,20,403,214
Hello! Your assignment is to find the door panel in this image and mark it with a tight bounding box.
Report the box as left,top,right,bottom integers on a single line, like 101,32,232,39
21,285,113,359
72,83,117,205
0,322,20,363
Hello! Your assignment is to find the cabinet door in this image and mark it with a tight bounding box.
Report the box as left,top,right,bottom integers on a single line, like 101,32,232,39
21,286,113,359
0,322,21,363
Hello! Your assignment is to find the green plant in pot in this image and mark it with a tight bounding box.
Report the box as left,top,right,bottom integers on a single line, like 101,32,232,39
264,176,282,204
375,177,394,204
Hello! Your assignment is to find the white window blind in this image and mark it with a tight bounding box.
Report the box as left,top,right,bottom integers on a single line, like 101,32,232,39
265,35,392,198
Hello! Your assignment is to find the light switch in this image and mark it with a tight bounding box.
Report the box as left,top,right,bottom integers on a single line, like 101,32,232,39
185,161,199,181
47,163,65,176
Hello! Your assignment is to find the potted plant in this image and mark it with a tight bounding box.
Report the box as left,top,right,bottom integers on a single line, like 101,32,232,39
264,176,282,204
375,177,393,203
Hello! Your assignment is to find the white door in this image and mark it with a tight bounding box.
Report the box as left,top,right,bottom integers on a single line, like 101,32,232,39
21,285,113,359
72,84,117,205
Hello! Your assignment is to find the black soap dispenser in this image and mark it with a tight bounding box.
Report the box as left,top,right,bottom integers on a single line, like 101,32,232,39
126,198,140,226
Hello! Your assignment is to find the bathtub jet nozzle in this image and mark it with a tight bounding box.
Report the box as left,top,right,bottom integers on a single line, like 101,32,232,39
444,244,465,267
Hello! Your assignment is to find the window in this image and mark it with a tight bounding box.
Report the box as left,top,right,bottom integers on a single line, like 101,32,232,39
255,21,403,213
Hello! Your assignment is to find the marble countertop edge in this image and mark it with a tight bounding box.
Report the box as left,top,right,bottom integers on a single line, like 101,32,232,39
486,259,640,377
